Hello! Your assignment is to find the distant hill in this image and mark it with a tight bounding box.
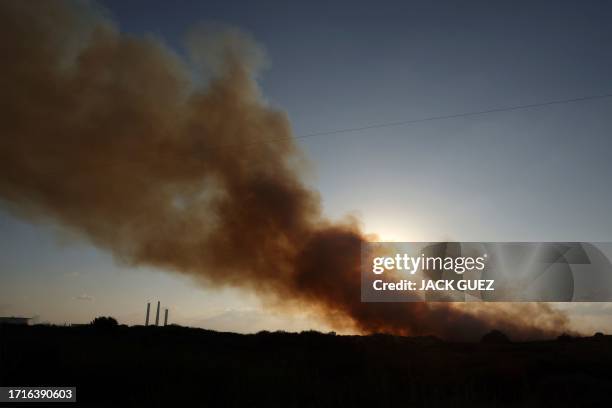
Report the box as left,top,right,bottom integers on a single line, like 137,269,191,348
1,324,611,407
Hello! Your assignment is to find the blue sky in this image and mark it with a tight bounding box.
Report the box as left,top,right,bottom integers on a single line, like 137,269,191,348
1,0,612,332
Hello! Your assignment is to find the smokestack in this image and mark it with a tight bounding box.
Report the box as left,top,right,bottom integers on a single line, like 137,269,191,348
164,308,168,326
145,302,150,326
155,301,160,326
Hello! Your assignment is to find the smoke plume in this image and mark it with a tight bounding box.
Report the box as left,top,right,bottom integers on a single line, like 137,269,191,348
0,1,570,340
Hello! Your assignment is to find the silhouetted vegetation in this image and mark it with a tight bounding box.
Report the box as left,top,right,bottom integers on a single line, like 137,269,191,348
1,325,611,407
90,316,118,329
480,329,511,344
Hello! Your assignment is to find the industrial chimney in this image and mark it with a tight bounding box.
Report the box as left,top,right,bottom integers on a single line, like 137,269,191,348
145,302,150,326
164,308,168,326
155,301,160,326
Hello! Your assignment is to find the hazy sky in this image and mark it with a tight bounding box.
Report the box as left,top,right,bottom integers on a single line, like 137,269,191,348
1,0,612,333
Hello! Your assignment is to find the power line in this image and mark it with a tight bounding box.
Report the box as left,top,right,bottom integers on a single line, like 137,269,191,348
293,92,612,141
191,91,612,156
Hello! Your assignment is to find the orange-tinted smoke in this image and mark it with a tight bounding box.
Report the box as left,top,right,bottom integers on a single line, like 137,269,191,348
0,1,570,340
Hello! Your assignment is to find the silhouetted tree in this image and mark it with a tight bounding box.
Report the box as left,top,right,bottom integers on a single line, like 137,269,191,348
90,316,118,328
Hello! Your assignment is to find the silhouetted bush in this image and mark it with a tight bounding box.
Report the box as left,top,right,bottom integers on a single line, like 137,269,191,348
481,329,511,344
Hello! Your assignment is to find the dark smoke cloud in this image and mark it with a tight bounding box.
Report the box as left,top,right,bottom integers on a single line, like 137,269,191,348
0,1,571,340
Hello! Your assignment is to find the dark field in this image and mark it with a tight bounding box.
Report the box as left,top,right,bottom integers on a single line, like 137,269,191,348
1,325,611,407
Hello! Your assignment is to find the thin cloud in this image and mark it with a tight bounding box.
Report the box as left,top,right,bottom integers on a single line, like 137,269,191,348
75,294,94,301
